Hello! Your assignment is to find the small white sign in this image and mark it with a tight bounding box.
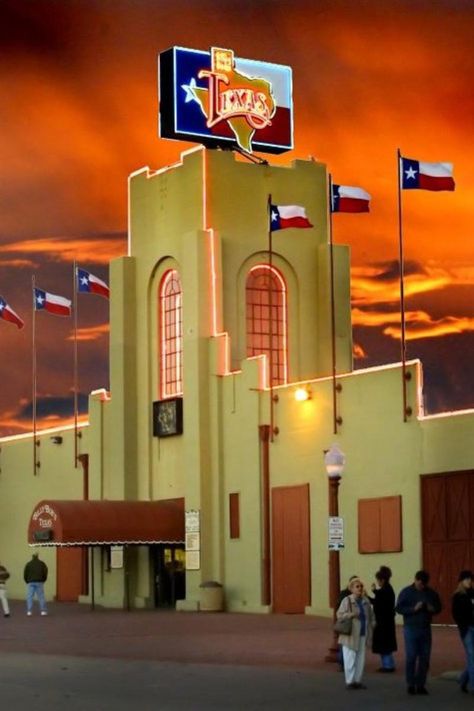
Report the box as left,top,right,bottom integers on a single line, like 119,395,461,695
110,545,124,569
186,550,201,570
185,531,200,551
185,509,200,533
328,516,344,550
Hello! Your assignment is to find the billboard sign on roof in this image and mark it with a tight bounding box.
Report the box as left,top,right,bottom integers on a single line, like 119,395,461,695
159,46,293,155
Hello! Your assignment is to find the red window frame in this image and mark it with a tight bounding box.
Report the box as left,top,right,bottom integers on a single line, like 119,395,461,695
159,269,183,398
246,265,288,386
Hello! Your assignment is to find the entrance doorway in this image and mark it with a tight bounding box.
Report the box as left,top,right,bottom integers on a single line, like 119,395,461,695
151,545,186,608
271,483,311,613
421,470,474,624
56,547,88,601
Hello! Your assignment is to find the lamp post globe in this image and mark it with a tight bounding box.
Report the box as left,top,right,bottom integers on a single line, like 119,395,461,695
324,443,345,479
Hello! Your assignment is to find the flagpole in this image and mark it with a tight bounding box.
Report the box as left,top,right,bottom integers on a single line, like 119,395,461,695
328,175,340,434
397,149,410,422
32,275,38,475
73,261,79,466
268,194,275,442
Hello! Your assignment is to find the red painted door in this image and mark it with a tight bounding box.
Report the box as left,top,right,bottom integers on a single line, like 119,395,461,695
272,484,311,613
56,547,86,602
421,471,474,623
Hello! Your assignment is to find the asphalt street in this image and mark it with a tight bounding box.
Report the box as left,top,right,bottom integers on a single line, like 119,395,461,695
0,602,469,710
0,652,471,711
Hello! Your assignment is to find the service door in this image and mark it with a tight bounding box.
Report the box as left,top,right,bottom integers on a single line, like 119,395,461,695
56,547,87,602
421,470,474,623
272,483,311,613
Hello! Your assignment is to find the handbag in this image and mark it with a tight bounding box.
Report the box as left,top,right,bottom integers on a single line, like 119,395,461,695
334,616,353,635
334,597,354,634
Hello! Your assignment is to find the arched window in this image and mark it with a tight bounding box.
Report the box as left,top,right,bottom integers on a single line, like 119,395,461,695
159,269,183,398
246,265,288,386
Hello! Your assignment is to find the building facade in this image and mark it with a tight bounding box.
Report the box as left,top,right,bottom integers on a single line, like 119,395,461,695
0,147,473,619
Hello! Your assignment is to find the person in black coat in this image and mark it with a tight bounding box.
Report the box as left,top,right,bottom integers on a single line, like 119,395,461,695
370,566,397,672
451,570,474,694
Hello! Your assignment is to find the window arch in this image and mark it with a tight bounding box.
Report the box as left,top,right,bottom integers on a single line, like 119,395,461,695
159,269,183,398
246,265,288,386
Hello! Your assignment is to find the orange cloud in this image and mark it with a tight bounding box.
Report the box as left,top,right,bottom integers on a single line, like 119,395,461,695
353,343,367,359
353,307,474,341
351,264,474,307
1,236,126,264
66,323,109,342
385,316,474,341
0,258,38,269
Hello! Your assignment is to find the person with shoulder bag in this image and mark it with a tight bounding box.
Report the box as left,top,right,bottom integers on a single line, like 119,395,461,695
0,562,11,617
336,577,376,690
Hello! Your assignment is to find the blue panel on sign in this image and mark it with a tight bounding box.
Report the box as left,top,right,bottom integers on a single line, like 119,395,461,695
159,46,293,155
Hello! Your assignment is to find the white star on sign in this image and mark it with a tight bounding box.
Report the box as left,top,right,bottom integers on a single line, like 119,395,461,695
271,210,279,222
405,166,417,180
181,78,199,104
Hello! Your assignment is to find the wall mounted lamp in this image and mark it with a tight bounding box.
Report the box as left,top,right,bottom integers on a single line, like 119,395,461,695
50,436,63,445
294,385,312,402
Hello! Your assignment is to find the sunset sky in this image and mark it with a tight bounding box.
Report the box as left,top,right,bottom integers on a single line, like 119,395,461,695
1,0,473,436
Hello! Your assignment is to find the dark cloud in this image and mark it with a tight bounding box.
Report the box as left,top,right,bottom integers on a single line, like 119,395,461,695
17,393,90,421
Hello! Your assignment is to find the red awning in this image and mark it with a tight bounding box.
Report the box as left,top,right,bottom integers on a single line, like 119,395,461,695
28,498,185,546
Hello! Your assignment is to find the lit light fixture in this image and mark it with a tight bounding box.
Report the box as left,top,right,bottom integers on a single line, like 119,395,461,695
294,385,312,402
324,444,346,479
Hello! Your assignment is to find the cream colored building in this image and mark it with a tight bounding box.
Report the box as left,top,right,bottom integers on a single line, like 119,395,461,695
0,147,472,620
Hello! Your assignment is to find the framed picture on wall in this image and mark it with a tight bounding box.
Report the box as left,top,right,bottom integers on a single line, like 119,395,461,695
153,398,183,437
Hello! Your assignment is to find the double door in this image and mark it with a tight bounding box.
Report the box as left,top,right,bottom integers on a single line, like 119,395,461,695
152,545,186,608
422,470,474,623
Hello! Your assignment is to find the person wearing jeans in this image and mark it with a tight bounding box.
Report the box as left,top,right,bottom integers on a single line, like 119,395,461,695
451,570,474,693
24,552,48,616
396,570,442,695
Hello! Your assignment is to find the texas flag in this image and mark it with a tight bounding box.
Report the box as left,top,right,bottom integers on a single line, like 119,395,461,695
401,157,455,191
34,288,71,317
270,204,313,231
331,185,371,213
77,268,110,299
0,296,24,329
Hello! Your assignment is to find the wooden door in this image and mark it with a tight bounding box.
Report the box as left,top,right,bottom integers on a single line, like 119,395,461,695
272,484,310,613
56,547,86,602
421,471,474,623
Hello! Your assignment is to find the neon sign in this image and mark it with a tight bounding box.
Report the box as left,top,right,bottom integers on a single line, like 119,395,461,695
159,46,293,155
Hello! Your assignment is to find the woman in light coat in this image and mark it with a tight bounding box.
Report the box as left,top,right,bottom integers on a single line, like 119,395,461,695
336,577,376,690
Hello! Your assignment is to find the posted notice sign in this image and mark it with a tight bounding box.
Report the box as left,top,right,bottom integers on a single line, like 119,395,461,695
328,516,344,550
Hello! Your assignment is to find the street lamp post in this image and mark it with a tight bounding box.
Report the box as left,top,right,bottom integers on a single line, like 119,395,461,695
324,443,346,663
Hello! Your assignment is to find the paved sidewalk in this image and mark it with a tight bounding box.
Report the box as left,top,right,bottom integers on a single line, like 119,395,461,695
0,599,465,675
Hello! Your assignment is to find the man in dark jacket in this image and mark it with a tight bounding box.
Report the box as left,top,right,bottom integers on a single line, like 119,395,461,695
452,570,474,693
396,570,442,695
24,552,48,616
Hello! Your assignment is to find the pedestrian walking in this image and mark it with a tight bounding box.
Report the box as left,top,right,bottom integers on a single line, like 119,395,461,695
336,576,375,690
370,565,397,672
0,562,11,617
24,552,48,616
451,569,474,694
396,570,442,695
